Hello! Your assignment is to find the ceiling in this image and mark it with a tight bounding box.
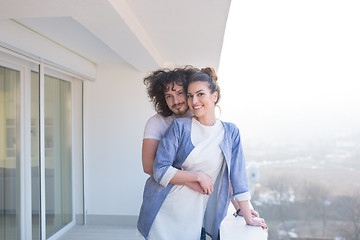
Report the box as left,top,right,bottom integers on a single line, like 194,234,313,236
0,0,231,72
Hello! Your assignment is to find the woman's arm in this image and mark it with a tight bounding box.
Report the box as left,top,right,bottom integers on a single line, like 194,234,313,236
237,200,267,229
169,170,214,195
229,125,263,222
149,119,210,193
230,185,259,217
142,138,206,193
152,120,214,194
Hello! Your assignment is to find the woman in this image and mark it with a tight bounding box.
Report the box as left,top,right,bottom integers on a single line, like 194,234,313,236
137,67,266,240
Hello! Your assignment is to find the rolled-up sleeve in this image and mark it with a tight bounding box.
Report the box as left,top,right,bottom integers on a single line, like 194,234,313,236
233,191,251,201
153,120,180,186
158,166,178,187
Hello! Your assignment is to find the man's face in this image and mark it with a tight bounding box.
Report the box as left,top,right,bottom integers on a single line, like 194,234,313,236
164,83,188,117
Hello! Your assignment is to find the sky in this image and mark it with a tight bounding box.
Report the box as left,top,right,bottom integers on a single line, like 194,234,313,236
218,0,360,145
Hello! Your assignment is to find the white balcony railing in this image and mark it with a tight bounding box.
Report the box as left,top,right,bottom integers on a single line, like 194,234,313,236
220,204,268,240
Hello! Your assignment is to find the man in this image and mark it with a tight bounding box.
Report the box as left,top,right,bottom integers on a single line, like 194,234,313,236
142,66,197,176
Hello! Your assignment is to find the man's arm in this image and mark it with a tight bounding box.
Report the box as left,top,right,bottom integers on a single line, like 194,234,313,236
142,138,160,176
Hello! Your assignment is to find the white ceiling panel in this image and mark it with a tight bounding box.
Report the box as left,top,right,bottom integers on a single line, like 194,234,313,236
0,0,231,72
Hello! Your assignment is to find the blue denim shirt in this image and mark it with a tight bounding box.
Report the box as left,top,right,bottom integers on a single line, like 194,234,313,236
137,117,250,240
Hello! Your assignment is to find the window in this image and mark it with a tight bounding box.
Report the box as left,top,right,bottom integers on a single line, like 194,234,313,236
0,65,21,240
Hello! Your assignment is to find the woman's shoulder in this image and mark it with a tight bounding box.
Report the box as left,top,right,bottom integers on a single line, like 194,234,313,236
220,120,239,131
172,116,192,126
220,120,241,142
170,117,193,136
161,117,192,140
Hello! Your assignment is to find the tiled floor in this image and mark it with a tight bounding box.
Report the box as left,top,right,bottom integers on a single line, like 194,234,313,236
58,225,143,240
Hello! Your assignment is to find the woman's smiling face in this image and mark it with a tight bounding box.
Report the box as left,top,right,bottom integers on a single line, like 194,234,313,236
187,81,218,122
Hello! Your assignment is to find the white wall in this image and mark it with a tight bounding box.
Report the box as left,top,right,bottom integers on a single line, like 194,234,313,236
84,62,154,217
72,78,84,219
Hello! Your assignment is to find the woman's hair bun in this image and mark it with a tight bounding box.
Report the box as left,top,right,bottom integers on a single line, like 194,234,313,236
200,67,218,81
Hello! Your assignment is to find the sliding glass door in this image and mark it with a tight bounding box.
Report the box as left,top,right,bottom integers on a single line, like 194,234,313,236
0,66,21,240
0,56,74,239
44,75,72,238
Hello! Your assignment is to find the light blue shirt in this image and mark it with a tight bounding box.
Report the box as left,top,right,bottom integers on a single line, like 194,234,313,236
137,117,250,240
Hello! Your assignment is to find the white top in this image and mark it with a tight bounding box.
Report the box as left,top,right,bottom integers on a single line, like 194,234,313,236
148,118,225,240
143,111,193,140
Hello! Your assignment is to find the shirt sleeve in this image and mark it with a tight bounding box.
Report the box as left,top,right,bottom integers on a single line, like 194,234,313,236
143,114,163,140
233,192,251,201
230,124,251,201
158,166,178,187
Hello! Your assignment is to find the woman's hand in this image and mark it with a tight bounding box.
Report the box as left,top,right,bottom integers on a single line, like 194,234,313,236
246,217,267,230
169,170,213,193
196,172,214,195
250,209,260,218
185,182,204,193
237,208,260,218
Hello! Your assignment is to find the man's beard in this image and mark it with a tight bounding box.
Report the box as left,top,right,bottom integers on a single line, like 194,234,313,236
172,104,189,117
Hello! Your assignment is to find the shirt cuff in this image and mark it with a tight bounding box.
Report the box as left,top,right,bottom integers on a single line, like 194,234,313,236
159,166,178,187
233,191,251,201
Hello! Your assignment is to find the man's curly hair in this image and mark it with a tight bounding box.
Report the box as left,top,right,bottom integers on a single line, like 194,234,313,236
144,65,199,117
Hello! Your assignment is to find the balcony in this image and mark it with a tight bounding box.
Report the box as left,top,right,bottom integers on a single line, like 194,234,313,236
58,204,267,240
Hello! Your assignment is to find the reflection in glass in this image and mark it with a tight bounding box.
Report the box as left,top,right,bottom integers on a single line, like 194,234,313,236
44,75,72,237
0,66,21,240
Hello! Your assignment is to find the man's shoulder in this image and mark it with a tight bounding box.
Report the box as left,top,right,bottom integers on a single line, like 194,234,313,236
143,113,175,140
147,113,165,121
146,113,174,125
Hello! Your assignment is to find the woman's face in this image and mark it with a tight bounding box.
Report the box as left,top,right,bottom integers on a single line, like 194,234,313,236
187,81,218,120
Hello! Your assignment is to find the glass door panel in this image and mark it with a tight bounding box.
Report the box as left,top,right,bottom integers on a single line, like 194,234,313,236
0,65,21,240
44,75,72,238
